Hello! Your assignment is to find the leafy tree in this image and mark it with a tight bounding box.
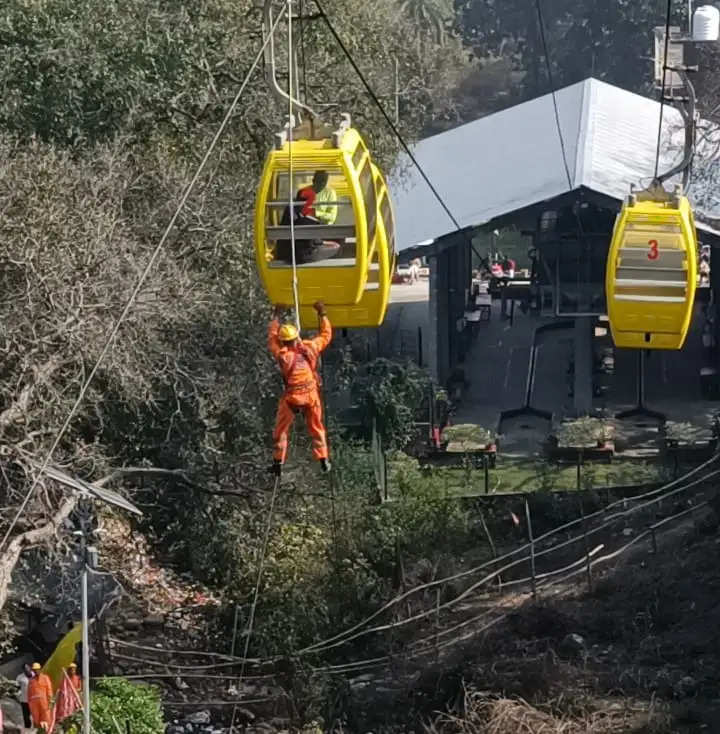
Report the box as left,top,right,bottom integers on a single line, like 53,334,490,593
0,0,470,624
351,359,430,449
456,0,675,105
399,0,455,46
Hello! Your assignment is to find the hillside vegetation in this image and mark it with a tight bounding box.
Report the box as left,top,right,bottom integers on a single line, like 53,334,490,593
1,1,720,732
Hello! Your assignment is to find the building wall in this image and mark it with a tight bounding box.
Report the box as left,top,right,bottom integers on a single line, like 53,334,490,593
428,233,471,384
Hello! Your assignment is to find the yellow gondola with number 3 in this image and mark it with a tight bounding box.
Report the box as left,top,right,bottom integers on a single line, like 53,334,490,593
605,184,698,350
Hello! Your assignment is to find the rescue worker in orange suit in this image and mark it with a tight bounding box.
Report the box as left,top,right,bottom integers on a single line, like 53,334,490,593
268,301,331,475
27,662,54,732
67,662,81,693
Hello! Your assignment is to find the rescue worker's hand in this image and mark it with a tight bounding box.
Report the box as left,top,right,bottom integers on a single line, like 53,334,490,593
313,301,326,315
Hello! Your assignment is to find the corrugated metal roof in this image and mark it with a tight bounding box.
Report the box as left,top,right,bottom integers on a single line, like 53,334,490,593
391,78,715,250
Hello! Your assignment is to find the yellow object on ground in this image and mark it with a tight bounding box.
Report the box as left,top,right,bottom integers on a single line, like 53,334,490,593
43,622,83,692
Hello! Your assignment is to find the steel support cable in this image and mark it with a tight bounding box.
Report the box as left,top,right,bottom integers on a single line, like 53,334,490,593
300,466,720,657
228,474,280,733
655,0,674,179
297,454,719,655
316,468,720,655
312,0,485,262
533,0,572,191
112,469,717,679
313,493,712,677
308,467,720,654
532,0,594,309
0,7,287,555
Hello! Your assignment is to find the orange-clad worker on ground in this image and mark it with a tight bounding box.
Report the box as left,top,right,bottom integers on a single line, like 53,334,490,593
66,662,81,693
27,662,54,731
268,301,332,476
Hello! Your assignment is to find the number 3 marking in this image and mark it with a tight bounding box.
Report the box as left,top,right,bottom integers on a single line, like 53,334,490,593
648,239,659,260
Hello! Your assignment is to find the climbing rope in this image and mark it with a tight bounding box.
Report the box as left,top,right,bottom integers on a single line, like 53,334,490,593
0,7,287,555
287,0,302,333
230,7,302,727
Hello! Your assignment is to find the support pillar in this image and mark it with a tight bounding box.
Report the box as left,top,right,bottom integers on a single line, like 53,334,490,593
428,254,440,381
573,316,593,415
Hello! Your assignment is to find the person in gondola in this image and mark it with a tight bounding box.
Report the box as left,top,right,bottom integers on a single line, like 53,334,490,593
277,170,341,264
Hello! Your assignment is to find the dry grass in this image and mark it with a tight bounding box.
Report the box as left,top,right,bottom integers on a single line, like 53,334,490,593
427,688,672,734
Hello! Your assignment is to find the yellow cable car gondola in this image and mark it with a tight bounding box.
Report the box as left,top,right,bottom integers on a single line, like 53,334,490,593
255,115,381,317
294,162,396,328
605,184,698,350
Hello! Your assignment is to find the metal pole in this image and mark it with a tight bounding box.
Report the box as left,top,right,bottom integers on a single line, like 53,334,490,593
82,566,91,734
576,451,582,490
579,496,592,592
525,498,536,599
483,454,489,494
689,0,693,34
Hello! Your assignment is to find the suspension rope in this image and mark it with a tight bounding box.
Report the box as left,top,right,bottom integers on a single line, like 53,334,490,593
228,475,280,733
533,0,573,191
0,9,286,555
287,0,301,333
533,0,592,308
230,10,299,727
654,0,674,180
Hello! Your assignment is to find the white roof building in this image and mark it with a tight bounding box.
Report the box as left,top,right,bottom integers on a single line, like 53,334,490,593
391,77,719,251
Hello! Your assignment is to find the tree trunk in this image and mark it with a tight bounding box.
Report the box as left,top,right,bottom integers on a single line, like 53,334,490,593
0,494,78,613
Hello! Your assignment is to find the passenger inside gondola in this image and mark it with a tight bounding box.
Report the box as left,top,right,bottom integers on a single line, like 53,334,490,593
277,170,341,264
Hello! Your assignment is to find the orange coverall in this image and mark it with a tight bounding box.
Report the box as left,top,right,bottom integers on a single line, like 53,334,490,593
269,316,332,463
68,672,82,693
28,672,54,731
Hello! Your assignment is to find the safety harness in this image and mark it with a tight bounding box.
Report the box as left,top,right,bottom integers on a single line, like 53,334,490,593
280,342,322,392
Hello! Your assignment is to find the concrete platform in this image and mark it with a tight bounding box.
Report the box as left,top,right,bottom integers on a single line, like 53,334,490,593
451,300,717,459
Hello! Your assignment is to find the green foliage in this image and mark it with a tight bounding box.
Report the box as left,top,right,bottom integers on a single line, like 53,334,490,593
366,454,474,570
352,359,430,448
63,679,163,734
457,0,670,104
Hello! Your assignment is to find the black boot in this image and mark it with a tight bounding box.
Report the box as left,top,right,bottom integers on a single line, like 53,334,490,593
320,458,331,473
268,460,282,477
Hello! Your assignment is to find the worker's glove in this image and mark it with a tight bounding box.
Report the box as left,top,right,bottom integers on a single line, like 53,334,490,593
313,301,326,316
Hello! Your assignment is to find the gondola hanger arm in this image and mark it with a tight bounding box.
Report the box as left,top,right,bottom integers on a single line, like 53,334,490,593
262,0,318,121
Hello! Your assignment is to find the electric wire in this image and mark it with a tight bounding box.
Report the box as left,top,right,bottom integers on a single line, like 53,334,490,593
0,8,286,555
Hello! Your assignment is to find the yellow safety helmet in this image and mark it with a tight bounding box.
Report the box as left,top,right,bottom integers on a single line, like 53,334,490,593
278,323,299,342
31,663,41,671
69,662,77,669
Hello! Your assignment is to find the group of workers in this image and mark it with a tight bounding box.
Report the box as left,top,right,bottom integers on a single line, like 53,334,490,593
12,662,81,732
277,170,340,264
